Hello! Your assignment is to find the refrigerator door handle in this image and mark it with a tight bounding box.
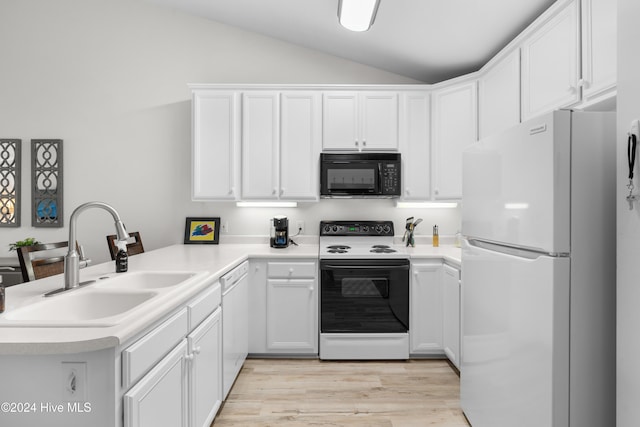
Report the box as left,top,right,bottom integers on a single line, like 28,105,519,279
466,238,563,260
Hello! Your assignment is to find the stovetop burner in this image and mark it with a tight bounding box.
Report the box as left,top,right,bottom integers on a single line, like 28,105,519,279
372,244,391,249
370,248,397,253
327,249,348,254
327,245,351,250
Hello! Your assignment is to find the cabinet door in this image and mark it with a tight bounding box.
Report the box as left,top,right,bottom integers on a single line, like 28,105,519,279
432,81,477,200
581,0,616,100
266,278,317,353
241,92,279,199
479,49,521,139
521,0,579,120
410,263,443,354
442,264,461,369
192,91,239,200
361,92,399,150
124,340,188,427
399,92,431,200
322,92,358,150
188,308,222,427
280,92,321,200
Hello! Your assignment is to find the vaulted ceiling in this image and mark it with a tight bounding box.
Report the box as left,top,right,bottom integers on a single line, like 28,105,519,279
144,0,557,83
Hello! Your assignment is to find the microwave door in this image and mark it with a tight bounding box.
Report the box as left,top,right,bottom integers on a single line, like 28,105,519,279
322,162,379,196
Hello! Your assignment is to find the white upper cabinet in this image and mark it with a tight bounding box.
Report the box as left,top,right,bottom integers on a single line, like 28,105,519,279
580,0,616,102
192,91,239,200
280,92,321,200
478,49,521,140
241,92,280,199
323,91,398,151
432,80,477,200
521,0,580,121
399,92,431,200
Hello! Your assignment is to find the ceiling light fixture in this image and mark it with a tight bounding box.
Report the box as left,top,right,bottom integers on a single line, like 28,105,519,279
338,0,381,32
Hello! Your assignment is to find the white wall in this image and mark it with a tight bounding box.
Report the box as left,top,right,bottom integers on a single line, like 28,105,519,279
0,0,453,264
617,0,640,425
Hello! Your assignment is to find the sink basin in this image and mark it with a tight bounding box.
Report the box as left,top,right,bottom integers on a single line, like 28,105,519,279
3,290,158,325
95,271,199,290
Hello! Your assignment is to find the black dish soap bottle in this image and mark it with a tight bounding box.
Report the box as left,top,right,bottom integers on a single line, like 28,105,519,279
115,242,128,273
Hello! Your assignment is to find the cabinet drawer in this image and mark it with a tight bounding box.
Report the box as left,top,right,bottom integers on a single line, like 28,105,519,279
188,282,221,330
122,308,189,389
267,262,316,278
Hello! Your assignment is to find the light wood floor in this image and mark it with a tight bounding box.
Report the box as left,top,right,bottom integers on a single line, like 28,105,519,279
212,358,470,427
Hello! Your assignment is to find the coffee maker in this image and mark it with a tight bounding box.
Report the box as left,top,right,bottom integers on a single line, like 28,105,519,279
270,216,289,248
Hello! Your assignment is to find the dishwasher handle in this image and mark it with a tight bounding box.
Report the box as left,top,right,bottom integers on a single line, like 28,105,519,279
221,261,249,294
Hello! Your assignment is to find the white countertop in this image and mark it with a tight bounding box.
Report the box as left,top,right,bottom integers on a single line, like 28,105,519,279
0,242,460,355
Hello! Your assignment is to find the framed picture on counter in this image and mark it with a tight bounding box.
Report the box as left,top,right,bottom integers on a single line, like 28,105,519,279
184,217,220,244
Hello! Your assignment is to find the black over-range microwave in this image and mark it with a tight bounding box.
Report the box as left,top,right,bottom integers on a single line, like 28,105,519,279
320,152,401,198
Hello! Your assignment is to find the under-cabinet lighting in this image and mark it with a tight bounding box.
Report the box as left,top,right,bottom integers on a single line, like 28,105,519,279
236,201,298,208
504,203,530,210
395,202,459,209
338,0,381,32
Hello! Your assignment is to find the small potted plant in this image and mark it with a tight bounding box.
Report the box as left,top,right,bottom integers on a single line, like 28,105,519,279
8,238,40,252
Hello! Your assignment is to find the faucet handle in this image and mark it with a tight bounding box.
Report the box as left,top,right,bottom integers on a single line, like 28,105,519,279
78,244,92,269
78,244,88,261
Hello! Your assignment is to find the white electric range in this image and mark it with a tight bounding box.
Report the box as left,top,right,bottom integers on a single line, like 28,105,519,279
318,220,410,360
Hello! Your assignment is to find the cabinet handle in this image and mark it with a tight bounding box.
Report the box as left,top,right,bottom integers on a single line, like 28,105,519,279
362,140,367,147
280,188,284,196
272,188,277,195
309,286,314,291
289,268,294,274
229,187,235,196
185,354,195,361
567,85,578,94
578,78,591,89
434,188,439,195
406,188,411,196
355,140,359,147
193,346,202,355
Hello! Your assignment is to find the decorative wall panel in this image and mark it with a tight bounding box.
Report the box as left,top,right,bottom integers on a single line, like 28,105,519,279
0,139,21,227
31,139,63,227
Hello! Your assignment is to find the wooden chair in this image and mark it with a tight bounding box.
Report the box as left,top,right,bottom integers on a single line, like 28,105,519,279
17,241,69,282
106,231,144,260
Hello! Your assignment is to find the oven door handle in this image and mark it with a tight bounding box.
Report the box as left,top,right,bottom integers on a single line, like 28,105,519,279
321,264,410,271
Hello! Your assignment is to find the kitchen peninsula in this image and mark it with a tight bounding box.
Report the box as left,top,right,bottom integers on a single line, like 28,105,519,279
0,242,460,427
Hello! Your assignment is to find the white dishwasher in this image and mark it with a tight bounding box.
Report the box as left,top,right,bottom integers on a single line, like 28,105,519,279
220,261,249,399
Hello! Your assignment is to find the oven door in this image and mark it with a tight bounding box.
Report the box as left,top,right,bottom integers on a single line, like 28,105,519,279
320,161,381,197
320,259,409,333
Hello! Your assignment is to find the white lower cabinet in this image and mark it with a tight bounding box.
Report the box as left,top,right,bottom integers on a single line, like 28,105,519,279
123,282,223,427
410,261,462,368
124,340,189,427
410,262,444,355
188,309,223,427
442,264,461,369
249,259,318,355
266,278,317,352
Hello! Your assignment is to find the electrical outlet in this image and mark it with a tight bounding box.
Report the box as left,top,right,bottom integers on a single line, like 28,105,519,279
221,221,229,233
296,220,305,234
61,362,87,401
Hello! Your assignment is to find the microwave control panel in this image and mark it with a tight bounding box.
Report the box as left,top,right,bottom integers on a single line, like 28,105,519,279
381,162,401,195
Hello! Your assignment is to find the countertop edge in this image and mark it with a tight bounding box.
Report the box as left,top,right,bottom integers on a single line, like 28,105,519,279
0,243,460,355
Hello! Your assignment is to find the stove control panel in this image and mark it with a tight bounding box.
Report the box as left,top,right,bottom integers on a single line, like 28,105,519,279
320,221,394,236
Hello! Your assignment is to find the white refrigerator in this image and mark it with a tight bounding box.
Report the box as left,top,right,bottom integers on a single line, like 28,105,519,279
460,110,616,427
